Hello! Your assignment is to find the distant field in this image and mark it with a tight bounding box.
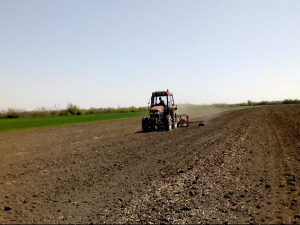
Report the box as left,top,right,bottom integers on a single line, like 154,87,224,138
0,112,147,132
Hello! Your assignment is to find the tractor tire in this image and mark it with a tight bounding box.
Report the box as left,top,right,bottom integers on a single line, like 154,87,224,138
198,122,205,126
142,117,149,132
172,115,178,129
165,116,172,131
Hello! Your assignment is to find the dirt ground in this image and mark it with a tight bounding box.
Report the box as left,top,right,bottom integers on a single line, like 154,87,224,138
0,105,299,224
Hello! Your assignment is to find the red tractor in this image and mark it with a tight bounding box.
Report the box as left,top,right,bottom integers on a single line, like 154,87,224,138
142,89,179,132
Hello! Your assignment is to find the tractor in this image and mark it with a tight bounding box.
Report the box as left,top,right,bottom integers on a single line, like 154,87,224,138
142,89,179,132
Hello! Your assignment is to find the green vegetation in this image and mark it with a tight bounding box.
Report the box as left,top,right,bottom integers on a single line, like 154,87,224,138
0,104,148,119
0,111,147,132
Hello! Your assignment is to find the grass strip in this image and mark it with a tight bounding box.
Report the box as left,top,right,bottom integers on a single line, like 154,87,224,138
0,112,147,132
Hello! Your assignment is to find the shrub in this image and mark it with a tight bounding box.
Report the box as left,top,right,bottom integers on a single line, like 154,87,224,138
58,110,68,116
282,99,300,104
67,103,80,115
50,110,59,116
86,108,96,114
5,108,20,118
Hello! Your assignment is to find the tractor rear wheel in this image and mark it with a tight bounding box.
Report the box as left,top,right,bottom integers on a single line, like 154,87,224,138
172,116,178,129
165,116,172,131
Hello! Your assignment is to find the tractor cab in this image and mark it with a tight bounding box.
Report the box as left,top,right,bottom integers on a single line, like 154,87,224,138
150,90,176,115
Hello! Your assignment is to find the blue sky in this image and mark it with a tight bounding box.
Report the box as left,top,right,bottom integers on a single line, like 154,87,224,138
1,0,299,111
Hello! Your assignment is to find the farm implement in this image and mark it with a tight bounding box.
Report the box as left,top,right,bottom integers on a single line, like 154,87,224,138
177,114,205,127
142,89,205,132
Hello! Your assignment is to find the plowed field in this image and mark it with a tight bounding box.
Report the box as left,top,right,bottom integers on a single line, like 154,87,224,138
0,105,299,224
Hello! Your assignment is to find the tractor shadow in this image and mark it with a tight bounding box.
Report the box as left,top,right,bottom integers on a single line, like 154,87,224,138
135,125,205,134
135,129,168,134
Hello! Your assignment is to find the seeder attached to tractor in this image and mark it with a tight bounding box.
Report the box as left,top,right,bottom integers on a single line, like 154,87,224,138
177,114,205,127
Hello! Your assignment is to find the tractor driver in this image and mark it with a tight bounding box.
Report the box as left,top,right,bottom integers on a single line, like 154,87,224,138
159,97,166,107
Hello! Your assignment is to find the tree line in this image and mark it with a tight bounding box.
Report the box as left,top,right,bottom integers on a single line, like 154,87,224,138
1,99,299,119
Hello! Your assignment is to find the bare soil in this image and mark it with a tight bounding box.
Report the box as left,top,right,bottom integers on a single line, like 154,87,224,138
0,105,299,224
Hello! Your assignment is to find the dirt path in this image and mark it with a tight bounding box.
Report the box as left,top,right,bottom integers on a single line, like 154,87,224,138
0,105,299,224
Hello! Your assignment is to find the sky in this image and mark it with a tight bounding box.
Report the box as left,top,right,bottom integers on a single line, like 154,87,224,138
1,0,299,111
